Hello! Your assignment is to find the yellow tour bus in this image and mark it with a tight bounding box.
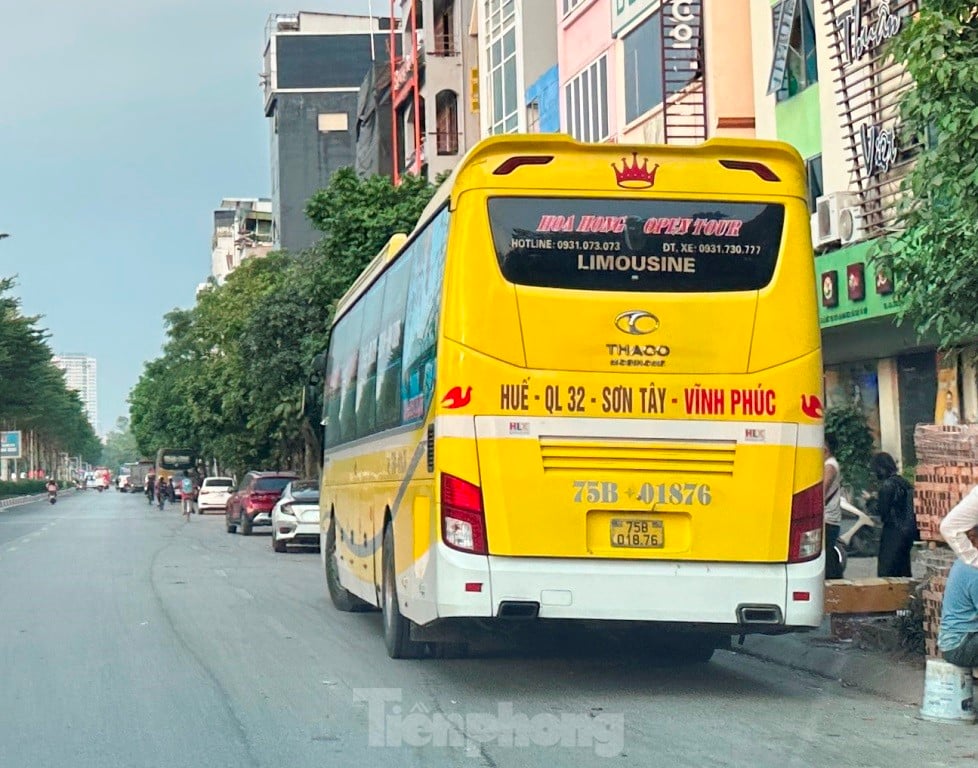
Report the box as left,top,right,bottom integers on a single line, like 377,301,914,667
320,134,824,660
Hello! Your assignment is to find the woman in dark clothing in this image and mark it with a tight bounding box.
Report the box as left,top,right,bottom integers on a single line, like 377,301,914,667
872,452,917,577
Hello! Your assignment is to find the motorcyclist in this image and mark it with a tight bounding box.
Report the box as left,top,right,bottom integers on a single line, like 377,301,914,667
45,478,57,495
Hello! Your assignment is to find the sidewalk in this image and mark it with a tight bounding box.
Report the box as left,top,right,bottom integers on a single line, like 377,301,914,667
732,555,926,706
732,620,924,705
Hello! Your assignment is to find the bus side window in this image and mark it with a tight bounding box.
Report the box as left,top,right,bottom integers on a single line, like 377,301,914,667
376,258,409,432
337,304,364,445
401,207,449,423
355,277,384,439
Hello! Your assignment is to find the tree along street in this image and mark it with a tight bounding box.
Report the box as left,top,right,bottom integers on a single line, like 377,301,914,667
0,490,970,768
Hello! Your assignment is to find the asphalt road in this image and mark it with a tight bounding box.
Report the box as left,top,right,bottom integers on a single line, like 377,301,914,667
0,490,973,768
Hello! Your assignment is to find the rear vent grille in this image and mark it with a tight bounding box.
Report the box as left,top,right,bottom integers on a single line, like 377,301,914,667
539,437,736,475
427,423,435,472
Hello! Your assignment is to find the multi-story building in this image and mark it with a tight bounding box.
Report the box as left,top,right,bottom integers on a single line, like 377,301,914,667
749,0,950,466
210,198,274,284
263,12,395,250
52,355,98,435
388,0,481,182
476,0,559,138
557,0,756,146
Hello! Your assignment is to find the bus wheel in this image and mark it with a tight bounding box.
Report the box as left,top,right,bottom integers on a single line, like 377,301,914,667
325,517,371,612
382,526,425,659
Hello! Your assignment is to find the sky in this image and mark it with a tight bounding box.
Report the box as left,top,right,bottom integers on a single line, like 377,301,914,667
0,0,370,437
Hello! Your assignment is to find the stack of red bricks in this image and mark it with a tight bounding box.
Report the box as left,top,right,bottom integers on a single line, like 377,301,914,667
913,425,978,657
913,425,978,541
921,553,954,658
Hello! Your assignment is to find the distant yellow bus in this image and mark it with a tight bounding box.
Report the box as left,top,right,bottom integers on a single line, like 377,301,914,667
320,135,824,660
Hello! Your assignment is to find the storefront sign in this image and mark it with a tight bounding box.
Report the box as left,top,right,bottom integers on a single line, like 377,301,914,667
836,0,902,64
665,0,697,50
825,0,918,237
859,122,899,177
1,431,22,460
817,241,901,328
612,0,655,36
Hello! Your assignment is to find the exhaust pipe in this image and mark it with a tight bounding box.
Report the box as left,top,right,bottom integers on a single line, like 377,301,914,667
736,604,783,625
497,601,540,619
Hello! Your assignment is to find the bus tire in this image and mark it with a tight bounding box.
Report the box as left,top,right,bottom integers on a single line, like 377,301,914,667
382,525,425,659
324,518,372,613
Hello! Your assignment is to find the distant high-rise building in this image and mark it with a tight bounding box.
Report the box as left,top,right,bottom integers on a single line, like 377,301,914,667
262,12,396,251
52,355,98,434
210,198,274,285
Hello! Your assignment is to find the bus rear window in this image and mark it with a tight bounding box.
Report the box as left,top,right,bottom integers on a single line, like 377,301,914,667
488,197,785,292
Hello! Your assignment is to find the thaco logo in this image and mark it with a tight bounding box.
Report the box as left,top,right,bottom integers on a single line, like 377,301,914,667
614,310,659,335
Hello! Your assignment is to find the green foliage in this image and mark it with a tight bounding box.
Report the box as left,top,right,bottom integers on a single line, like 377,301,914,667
101,417,141,469
0,277,101,464
130,170,438,478
874,3,978,347
825,404,875,494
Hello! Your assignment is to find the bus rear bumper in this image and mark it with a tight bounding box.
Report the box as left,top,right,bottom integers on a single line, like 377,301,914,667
464,553,824,630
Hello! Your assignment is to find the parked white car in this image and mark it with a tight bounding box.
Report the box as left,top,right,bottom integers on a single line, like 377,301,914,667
270,480,320,553
196,476,234,514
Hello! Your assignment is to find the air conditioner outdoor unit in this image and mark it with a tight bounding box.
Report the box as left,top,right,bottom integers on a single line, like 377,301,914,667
839,205,867,245
812,192,858,250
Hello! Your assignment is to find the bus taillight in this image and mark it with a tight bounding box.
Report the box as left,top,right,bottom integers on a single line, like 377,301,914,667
441,473,488,555
788,483,823,563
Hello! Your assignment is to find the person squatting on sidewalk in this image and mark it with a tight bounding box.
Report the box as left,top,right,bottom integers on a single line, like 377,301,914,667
938,485,978,667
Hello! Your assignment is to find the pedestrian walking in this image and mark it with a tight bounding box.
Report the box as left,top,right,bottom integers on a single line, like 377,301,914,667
156,475,167,510
938,486,978,666
871,452,917,577
823,432,844,579
145,473,156,505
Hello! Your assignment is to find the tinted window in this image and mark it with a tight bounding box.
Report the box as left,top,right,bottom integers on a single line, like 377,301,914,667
402,207,449,423
291,483,320,501
355,279,384,438
623,12,664,123
255,477,293,492
376,258,409,431
204,478,233,488
160,452,194,470
338,304,363,443
488,197,785,293
323,304,363,448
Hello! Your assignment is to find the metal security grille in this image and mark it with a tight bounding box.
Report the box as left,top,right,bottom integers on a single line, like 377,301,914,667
659,0,707,145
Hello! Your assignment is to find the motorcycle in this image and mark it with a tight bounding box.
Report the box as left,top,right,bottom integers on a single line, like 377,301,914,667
47,488,57,505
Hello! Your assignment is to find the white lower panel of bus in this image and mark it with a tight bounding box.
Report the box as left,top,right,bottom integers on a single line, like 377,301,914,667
403,543,822,629
482,554,823,628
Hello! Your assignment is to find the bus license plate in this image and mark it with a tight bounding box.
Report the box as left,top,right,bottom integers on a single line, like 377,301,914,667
610,518,664,549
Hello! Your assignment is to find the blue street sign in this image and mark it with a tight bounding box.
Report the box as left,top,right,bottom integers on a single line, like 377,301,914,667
1,431,22,459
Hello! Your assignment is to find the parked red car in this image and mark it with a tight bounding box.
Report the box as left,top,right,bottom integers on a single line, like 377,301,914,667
225,471,299,536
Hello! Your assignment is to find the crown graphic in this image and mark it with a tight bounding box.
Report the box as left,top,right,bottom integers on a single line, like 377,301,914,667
612,152,659,189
